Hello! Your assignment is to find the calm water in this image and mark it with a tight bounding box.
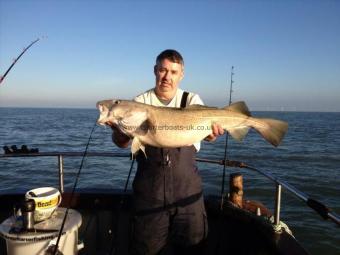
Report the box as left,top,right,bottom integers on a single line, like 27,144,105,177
0,108,339,255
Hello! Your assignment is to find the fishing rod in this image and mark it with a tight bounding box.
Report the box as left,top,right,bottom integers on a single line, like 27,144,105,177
52,121,97,255
220,66,234,203
0,38,40,85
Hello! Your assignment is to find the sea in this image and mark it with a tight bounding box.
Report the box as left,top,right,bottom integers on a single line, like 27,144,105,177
0,107,339,255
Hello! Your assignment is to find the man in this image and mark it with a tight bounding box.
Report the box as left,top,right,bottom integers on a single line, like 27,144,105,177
110,49,223,254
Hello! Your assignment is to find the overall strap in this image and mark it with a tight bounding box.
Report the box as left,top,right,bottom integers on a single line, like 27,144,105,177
180,91,189,108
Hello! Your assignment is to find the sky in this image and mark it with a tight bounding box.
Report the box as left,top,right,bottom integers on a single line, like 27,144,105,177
0,0,339,111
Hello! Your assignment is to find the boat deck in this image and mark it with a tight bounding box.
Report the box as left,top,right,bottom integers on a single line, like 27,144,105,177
0,189,308,255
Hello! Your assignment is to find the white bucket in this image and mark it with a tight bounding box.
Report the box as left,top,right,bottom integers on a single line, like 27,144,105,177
0,208,82,255
25,187,61,222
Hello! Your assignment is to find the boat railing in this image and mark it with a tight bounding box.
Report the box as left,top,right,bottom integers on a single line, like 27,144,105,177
1,151,339,228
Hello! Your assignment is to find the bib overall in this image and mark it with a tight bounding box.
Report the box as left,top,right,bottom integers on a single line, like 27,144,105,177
131,92,208,254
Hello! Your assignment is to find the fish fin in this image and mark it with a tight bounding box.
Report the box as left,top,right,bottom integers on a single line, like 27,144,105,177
140,144,146,158
228,127,250,141
224,101,251,116
131,137,146,157
254,118,288,147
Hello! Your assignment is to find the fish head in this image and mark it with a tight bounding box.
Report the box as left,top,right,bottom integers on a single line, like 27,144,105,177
96,99,124,125
96,99,149,132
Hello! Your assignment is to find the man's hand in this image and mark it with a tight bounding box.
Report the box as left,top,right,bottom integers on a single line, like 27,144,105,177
204,123,224,142
106,122,131,148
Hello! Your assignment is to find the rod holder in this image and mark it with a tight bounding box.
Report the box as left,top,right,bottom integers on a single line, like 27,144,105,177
58,155,64,193
274,184,282,232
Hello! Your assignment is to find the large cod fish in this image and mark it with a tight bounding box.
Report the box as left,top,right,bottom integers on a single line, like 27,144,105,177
96,99,288,155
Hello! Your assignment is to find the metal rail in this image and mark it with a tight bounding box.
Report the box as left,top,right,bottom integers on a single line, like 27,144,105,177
1,151,339,227
229,161,340,227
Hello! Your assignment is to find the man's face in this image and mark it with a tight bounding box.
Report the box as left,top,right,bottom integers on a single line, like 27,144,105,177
154,58,184,95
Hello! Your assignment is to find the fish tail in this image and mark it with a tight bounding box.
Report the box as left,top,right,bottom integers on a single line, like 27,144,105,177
254,118,288,147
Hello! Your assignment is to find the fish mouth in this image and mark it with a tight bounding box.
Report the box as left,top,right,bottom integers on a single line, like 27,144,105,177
96,102,110,126
96,120,106,126
96,117,107,126
97,103,106,113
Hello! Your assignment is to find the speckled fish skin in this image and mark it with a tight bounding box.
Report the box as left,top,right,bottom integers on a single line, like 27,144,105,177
96,99,288,155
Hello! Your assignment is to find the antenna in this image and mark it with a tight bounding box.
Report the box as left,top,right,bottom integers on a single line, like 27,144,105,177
229,66,234,105
220,66,235,207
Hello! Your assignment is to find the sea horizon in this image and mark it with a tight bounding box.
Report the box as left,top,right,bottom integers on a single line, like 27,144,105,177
1,106,339,113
